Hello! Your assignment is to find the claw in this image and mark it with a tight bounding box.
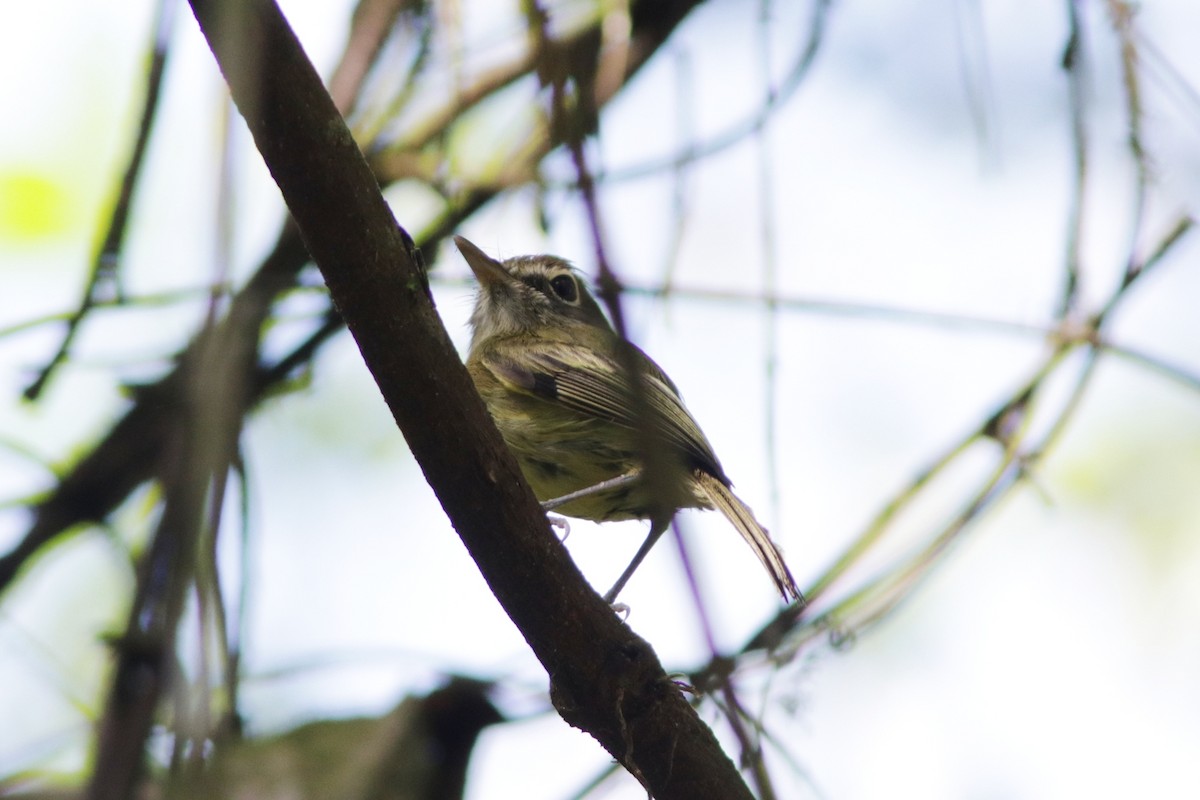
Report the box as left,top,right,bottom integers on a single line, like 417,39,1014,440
547,513,570,541
610,602,630,620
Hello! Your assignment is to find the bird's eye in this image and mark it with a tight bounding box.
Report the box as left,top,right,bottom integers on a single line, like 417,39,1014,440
549,274,579,303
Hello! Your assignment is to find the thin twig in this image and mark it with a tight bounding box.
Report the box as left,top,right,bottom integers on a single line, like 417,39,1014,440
1107,0,1149,284
1059,0,1088,318
594,0,832,185
24,0,177,400
757,0,783,526
952,0,997,157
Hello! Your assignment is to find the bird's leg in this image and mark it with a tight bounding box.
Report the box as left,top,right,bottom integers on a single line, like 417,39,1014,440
602,515,670,604
540,469,641,511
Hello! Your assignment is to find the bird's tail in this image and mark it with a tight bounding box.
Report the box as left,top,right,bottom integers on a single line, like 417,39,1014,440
695,471,802,602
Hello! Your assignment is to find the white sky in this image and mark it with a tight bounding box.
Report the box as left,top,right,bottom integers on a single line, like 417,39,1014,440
2,1,1200,798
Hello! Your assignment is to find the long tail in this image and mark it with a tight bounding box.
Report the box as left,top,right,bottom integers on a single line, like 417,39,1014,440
695,471,802,602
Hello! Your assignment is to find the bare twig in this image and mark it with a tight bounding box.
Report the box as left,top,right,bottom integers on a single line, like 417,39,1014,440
757,0,783,525
85,318,249,800
712,208,1195,677
595,0,831,184
953,0,998,156
24,0,177,400
1107,0,1150,281
1060,0,1088,317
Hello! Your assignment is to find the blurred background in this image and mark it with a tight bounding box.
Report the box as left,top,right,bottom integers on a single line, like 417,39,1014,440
2,0,1199,797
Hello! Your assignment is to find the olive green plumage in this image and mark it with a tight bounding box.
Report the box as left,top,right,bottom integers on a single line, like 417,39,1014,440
456,235,800,602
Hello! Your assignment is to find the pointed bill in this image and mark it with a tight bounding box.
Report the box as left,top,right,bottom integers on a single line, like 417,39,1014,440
454,236,512,289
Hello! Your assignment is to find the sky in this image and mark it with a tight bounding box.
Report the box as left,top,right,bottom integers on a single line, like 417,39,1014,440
2,0,1200,798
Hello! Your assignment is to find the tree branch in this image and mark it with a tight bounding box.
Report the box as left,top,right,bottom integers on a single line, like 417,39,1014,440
182,0,749,798
0,0,700,600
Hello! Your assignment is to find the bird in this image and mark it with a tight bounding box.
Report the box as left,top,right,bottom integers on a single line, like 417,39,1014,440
455,235,800,603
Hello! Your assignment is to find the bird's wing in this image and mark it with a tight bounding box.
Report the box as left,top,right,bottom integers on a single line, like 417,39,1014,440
481,342,726,480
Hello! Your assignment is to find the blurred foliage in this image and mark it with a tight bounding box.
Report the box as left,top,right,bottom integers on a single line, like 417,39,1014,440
0,172,74,242
2,0,1199,797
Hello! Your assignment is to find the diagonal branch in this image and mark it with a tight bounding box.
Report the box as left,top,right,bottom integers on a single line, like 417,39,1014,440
0,0,706,602
182,0,752,797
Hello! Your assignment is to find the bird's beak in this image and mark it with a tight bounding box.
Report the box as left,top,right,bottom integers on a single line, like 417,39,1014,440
454,236,511,289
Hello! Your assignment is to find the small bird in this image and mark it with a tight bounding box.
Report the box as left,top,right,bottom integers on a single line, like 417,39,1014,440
456,236,800,603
